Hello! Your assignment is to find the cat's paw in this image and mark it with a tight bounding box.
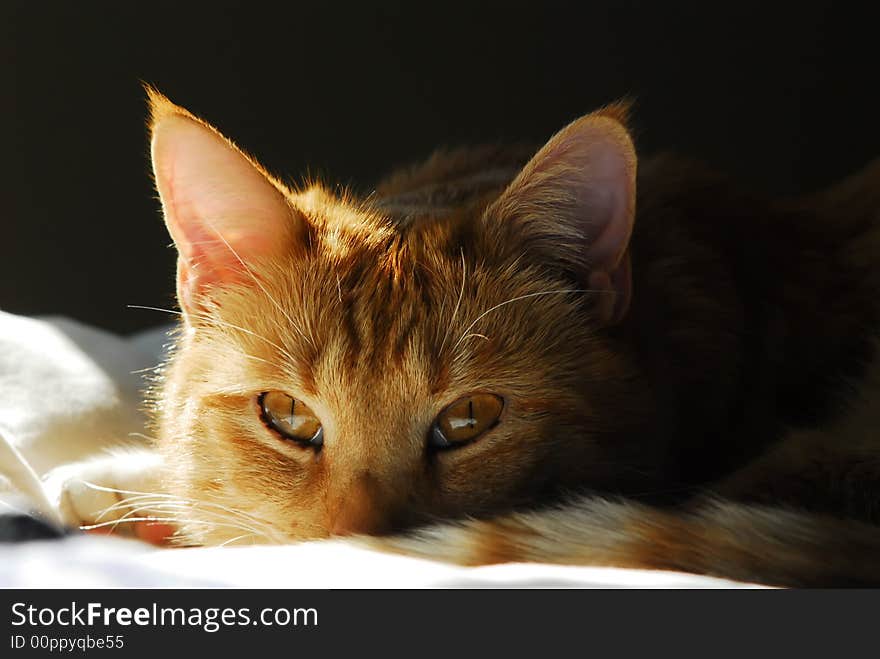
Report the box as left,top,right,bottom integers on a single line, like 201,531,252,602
43,449,175,545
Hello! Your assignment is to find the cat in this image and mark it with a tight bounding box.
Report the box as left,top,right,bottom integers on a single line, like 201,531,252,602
58,88,880,587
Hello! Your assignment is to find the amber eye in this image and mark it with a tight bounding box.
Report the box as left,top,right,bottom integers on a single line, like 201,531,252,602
429,393,504,450
259,391,324,448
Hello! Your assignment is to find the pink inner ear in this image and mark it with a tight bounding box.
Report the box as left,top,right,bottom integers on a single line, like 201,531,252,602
532,119,636,273
491,112,637,324
151,112,297,312
552,121,636,323
570,139,636,273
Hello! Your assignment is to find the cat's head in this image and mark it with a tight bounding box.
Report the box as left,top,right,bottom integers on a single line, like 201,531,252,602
147,89,655,545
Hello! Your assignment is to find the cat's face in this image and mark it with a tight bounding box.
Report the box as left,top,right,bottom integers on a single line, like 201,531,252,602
148,90,653,545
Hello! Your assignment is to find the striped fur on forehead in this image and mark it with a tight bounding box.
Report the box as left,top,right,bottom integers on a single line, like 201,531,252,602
194,209,604,384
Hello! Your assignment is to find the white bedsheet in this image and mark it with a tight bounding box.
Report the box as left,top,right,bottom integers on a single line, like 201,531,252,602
0,535,755,588
0,311,753,588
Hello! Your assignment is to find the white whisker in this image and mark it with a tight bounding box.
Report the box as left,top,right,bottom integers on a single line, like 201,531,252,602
195,313,297,363
129,359,165,375
81,516,267,538
219,533,258,547
202,220,315,350
127,432,158,442
80,481,285,544
438,248,467,357
453,288,598,352
129,297,300,369
108,502,273,541
461,333,490,343
90,500,277,543
127,304,182,316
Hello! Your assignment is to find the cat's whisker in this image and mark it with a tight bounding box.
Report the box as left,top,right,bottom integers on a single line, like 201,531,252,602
78,481,177,498
127,304,182,316
110,499,282,544
94,494,172,521
453,288,608,353
452,289,586,350
81,515,269,542
81,516,181,531
95,497,273,540
438,249,467,357
189,312,299,366
127,432,159,442
128,298,301,369
79,481,283,540
184,498,285,536
109,501,276,542
92,498,277,543
238,353,277,368
200,222,315,350
90,492,201,525
460,333,490,344
219,533,259,547
130,364,163,375
198,315,298,367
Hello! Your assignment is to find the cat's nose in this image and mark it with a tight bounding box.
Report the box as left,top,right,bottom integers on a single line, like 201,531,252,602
327,473,388,536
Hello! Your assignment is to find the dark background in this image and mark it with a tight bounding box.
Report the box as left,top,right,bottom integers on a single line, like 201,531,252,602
3,1,878,333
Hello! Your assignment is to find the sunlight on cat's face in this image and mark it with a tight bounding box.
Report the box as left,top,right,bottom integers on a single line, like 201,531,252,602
148,90,650,545
157,237,610,544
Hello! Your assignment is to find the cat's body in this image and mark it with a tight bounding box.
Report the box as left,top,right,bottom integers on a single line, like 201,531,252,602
59,93,880,587
619,154,880,500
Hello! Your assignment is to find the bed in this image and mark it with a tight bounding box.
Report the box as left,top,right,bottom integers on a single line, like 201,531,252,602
0,310,755,588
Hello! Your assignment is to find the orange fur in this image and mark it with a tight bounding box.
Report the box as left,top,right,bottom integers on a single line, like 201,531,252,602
145,90,880,585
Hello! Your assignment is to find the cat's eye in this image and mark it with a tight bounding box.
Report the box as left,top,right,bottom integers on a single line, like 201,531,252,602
259,391,324,449
429,393,504,450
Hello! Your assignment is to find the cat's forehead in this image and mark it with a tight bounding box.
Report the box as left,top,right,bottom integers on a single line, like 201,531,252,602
210,180,594,398
289,161,518,263
287,190,483,284
260,238,585,392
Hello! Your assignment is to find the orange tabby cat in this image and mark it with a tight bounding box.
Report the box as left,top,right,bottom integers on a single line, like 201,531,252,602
117,89,880,586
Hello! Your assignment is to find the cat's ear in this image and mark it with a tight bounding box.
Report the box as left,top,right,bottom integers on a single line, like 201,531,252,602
147,87,305,317
486,104,636,325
